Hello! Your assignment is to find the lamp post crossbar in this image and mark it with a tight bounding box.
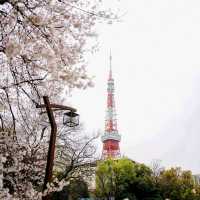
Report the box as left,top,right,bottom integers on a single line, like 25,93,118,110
36,103,77,112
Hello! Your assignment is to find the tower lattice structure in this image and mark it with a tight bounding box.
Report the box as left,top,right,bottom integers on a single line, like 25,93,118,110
101,53,121,159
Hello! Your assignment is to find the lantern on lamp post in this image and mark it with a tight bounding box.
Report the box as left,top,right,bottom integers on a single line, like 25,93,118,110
63,111,79,127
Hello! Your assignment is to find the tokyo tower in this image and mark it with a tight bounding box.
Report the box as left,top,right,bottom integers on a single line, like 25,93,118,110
101,53,121,159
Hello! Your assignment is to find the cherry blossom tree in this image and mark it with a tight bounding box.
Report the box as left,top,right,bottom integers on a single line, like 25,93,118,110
0,0,114,132
0,127,98,199
0,0,115,199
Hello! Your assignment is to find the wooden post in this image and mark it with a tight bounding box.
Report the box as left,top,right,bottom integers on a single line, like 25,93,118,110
35,96,78,199
42,96,57,200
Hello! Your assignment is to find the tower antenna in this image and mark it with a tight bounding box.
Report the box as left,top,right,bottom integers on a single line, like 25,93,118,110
109,49,112,80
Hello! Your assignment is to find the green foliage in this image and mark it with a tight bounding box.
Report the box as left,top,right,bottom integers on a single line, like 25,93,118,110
52,186,69,200
95,158,161,200
95,159,200,200
52,178,89,200
157,167,200,200
68,178,90,200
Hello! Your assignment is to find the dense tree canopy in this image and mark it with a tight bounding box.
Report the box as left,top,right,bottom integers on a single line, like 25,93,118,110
157,167,200,200
52,178,89,200
95,158,200,200
95,158,161,200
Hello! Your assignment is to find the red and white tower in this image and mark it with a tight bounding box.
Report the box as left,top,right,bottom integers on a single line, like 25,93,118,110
101,53,121,159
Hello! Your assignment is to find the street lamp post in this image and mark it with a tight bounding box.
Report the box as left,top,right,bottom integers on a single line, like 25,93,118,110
36,96,79,200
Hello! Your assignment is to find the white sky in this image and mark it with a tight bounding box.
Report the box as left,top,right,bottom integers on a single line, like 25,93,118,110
69,0,200,173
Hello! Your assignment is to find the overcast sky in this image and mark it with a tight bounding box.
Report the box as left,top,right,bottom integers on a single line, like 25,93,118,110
69,0,200,173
